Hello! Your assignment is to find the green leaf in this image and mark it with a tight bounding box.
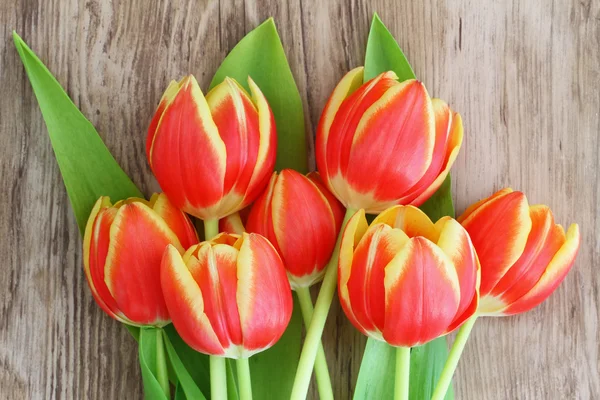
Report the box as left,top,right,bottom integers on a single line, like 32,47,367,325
210,18,308,173
163,330,207,400
353,339,396,399
174,383,187,400
363,14,415,82
210,19,305,399
164,325,211,396
226,360,239,400
419,175,455,220
139,328,170,400
409,340,454,400
354,14,454,400
12,32,143,234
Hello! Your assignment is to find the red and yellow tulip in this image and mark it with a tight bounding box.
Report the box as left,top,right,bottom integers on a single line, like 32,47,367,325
316,67,463,214
147,75,277,221
338,206,479,347
83,193,198,327
458,188,580,316
161,232,293,358
246,169,345,288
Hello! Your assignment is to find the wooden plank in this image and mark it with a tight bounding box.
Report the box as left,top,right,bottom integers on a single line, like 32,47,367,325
0,0,597,398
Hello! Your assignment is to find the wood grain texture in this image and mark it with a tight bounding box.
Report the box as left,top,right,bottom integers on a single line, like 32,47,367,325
0,0,598,398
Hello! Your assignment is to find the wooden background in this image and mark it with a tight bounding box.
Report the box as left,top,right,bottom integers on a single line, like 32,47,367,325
1,0,598,398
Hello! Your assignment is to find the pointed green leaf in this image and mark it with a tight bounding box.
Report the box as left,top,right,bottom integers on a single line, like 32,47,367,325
163,330,207,400
409,339,454,400
226,360,239,400
164,325,211,396
210,19,304,399
210,18,308,173
355,14,454,400
13,32,143,234
364,14,415,82
353,339,396,399
139,328,170,400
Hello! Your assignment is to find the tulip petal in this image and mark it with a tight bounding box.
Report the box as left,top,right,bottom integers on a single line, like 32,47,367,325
271,170,339,285
146,80,182,160
435,217,480,331
342,80,435,210
150,76,227,218
406,102,464,206
161,245,224,355
151,193,198,249
373,205,439,241
460,190,532,295
338,210,370,333
383,237,460,347
307,171,345,228
83,197,130,323
236,233,292,355
206,78,260,202
245,77,277,204
502,223,580,315
104,202,181,326
457,188,514,224
490,206,559,302
246,173,279,249
188,243,243,351
316,67,365,193
346,224,410,336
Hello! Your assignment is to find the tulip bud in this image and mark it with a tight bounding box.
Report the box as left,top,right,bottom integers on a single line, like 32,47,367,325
338,206,479,347
147,75,277,221
316,67,463,214
458,188,580,316
161,232,293,358
245,169,345,289
83,193,198,326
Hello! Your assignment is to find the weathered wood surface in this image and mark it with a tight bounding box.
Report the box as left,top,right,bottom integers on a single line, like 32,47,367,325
0,0,598,398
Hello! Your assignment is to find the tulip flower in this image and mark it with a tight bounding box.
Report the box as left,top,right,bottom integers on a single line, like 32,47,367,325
431,189,580,400
458,188,580,315
147,75,277,223
161,232,293,400
245,169,344,400
338,206,480,345
247,169,345,288
82,193,198,327
316,66,463,214
336,205,479,399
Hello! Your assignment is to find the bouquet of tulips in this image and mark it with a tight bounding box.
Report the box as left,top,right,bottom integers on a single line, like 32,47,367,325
15,13,579,400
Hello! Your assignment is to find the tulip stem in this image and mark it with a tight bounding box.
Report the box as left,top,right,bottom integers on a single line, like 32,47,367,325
296,287,334,400
290,208,356,400
204,218,219,241
210,356,227,400
236,358,253,400
430,315,478,400
155,328,170,397
395,346,411,400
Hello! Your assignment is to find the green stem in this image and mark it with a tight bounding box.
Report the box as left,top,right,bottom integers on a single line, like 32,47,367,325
204,218,219,240
155,328,170,398
295,287,334,400
430,315,478,400
236,358,253,400
395,347,411,400
210,356,227,400
290,208,356,400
